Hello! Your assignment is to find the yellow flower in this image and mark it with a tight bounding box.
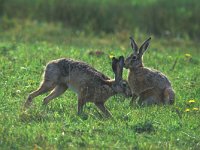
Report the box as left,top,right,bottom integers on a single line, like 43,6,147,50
168,56,172,59
120,46,125,51
109,55,114,59
188,99,195,103
185,108,190,112
185,53,192,58
193,108,199,111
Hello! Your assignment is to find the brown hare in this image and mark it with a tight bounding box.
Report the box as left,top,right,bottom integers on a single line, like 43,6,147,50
24,56,131,117
124,36,175,106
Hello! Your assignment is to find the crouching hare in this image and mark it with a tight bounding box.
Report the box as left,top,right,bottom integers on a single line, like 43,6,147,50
24,56,131,117
124,37,175,106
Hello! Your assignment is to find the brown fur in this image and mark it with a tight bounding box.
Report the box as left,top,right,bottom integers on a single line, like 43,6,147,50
124,37,175,106
24,57,131,117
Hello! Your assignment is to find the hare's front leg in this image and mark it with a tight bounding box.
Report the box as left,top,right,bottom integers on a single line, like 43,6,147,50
95,102,112,117
43,84,68,105
130,93,138,106
77,96,86,115
24,80,56,108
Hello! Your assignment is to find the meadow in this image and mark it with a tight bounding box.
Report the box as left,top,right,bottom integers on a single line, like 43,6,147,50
1,0,200,149
0,20,200,149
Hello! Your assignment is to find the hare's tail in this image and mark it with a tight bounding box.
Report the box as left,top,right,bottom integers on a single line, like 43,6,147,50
164,87,175,105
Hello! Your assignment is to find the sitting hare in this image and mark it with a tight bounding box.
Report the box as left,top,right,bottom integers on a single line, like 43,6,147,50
124,37,175,106
24,56,131,117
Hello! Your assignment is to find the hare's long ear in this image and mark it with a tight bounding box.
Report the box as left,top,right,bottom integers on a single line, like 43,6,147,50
130,36,138,54
117,56,124,80
112,56,123,82
112,57,118,76
139,37,151,57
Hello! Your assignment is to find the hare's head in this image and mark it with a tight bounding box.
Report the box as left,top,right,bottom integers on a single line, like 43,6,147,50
112,56,132,97
124,37,151,69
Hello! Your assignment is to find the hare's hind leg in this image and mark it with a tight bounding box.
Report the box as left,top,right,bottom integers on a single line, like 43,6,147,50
24,80,56,107
95,102,112,117
43,84,68,105
163,88,175,105
141,97,157,106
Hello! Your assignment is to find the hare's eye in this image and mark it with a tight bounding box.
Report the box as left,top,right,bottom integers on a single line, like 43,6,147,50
122,82,127,87
132,55,137,60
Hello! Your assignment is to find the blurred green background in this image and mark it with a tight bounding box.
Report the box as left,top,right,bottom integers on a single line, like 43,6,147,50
0,0,200,39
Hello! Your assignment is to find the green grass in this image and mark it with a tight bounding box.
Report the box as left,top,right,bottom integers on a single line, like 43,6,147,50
0,22,200,149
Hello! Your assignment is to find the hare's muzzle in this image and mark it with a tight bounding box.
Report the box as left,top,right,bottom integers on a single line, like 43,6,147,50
124,58,131,69
124,89,132,98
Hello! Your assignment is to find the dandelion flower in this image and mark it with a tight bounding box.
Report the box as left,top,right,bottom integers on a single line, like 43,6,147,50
62,132,65,136
188,99,195,103
185,53,192,58
120,46,125,51
185,108,190,112
109,55,114,59
168,56,172,59
193,108,199,111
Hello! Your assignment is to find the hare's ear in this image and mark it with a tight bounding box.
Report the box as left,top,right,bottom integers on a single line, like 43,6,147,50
130,36,138,54
117,56,124,80
118,56,124,69
112,57,118,75
139,37,151,56
113,56,124,82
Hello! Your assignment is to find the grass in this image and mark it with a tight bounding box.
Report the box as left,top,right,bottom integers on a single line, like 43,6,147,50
0,21,200,149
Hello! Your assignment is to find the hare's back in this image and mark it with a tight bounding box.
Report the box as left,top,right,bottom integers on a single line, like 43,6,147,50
57,58,110,95
55,58,109,80
145,68,171,89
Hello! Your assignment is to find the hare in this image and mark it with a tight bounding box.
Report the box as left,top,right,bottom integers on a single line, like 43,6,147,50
124,36,175,106
24,56,131,117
